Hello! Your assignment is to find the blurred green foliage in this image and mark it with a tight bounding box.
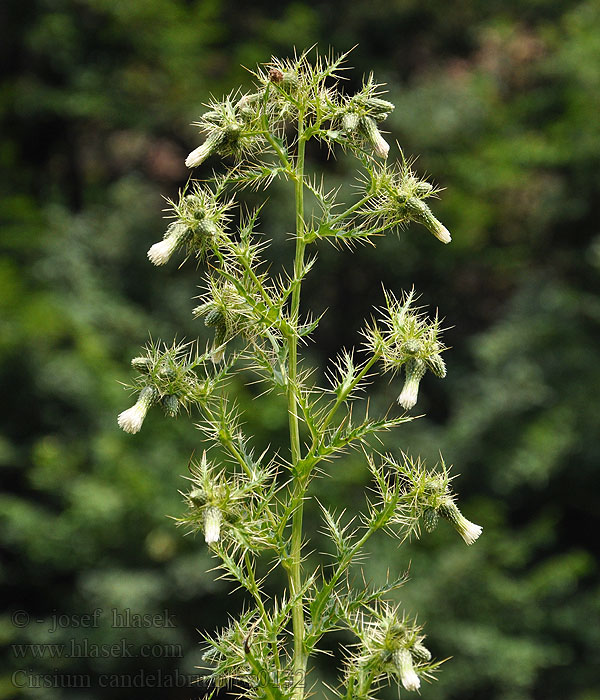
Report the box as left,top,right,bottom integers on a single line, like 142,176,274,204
1,1,599,699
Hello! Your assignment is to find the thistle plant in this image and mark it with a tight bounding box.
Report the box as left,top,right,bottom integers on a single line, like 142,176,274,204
118,49,482,700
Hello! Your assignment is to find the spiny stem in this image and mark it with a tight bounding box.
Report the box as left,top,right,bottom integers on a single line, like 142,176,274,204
243,550,281,672
303,351,381,465
330,192,374,227
321,352,381,432
202,403,255,479
288,111,307,700
310,495,399,631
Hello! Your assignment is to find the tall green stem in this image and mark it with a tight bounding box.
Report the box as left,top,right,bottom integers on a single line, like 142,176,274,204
288,112,307,700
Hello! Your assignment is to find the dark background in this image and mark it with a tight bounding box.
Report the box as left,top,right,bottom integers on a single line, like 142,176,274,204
2,1,599,698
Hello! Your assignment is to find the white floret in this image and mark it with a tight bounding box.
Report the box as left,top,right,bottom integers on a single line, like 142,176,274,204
373,133,390,158
204,507,222,545
393,648,421,692
117,404,146,434
147,237,178,266
433,223,452,244
457,517,483,546
185,143,211,168
398,382,419,410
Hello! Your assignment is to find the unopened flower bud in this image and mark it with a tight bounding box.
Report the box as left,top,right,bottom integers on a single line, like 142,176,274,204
156,364,176,381
236,93,259,119
198,217,219,239
204,506,222,545
281,71,299,92
224,121,242,141
423,507,439,533
405,197,451,244
411,642,432,662
398,358,426,409
147,222,190,266
393,648,420,692
204,308,223,327
131,357,152,373
163,394,180,418
401,339,421,356
360,116,390,158
185,131,226,168
117,386,157,434
438,500,482,545
428,353,447,378
342,111,360,134
415,181,434,196
366,97,395,121
189,488,206,507
212,323,227,363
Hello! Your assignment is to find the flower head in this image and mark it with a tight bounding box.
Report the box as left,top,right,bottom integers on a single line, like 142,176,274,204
185,131,226,168
393,648,420,692
177,451,277,551
147,222,190,266
360,116,390,158
117,386,157,434
346,604,433,697
193,279,258,362
339,74,395,148
365,289,447,407
186,94,264,168
405,197,451,244
356,157,451,244
204,506,223,545
439,500,483,545
150,185,231,266
131,356,152,373
398,358,427,409
342,111,360,134
162,394,180,418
